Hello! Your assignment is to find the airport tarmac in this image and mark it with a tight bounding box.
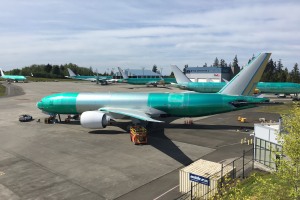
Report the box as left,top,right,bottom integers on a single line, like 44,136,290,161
0,81,281,200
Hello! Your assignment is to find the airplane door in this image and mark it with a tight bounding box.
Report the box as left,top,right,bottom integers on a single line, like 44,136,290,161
168,93,185,109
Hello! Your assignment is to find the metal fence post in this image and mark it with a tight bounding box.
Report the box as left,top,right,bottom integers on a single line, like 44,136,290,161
252,147,255,170
232,160,235,179
221,163,224,188
190,182,193,200
242,150,245,179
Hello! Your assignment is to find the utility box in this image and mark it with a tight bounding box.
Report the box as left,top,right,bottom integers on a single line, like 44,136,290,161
179,159,233,199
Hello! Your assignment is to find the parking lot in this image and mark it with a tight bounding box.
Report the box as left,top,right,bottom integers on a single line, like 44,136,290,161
0,81,281,199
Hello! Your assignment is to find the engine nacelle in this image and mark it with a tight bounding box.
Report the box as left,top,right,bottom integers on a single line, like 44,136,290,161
80,111,110,129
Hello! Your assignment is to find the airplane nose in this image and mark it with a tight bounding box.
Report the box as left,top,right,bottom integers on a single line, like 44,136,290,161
37,101,43,109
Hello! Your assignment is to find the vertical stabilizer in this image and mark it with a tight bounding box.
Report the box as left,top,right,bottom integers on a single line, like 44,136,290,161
158,72,164,81
170,65,192,83
219,53,271,96
67,68,77,77
118,67,129,79
0,69,5,76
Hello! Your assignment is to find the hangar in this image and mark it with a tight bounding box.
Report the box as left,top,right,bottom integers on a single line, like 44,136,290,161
114,69,161,79
184,65,240,82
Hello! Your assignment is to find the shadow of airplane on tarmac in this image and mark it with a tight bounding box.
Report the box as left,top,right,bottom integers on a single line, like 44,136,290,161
56,116,252,166
88,121,194,166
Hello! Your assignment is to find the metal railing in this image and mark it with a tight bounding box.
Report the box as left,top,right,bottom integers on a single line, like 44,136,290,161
176,148,254,200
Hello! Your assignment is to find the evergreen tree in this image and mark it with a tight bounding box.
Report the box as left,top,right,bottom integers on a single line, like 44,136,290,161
203,63,208,67
45,64,52,73
281,68,289,82
290,63,300,83
11,69,21,75
232,55,239,69
183,64,188,74
152,65,157,73
261,59,276,82
276,59,287,82
52,65,60,76
213,57,219,67
220,59,227,67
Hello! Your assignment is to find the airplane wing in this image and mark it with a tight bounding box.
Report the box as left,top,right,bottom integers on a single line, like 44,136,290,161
99,107,164,123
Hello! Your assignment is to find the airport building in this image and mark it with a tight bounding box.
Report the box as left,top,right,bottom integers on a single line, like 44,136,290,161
254,122,282,170
184,66,240,82
114,69,161,78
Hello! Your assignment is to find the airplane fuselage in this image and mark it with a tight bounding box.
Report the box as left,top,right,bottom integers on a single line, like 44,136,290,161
123,78,176,85
69,75,113,81
37,92,268,117
177,82,300,94
1,75,26,82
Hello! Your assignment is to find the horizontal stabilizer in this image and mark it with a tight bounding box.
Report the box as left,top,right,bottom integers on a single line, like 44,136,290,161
230,101,283,108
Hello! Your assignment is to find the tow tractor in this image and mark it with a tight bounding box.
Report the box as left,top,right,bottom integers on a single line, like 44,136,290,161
130,125,148,145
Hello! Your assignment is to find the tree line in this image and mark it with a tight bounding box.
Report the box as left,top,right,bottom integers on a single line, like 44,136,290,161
4,57,300,82
6,63,96,79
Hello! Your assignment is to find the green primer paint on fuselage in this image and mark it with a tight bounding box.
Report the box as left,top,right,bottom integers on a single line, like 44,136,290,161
125,77,176,84
148,93,265,117
37,92,268,118
1,75,26,81
257,82,300,94
71,75,112,81
37,93,78,114
180,82,300,94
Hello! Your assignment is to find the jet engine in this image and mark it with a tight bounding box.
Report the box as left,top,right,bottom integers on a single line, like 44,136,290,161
80,111,111,129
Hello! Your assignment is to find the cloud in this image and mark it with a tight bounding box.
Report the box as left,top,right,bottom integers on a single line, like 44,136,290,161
0,0,299,74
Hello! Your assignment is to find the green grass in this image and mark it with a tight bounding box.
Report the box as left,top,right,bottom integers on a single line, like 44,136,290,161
256,103,294,114
219,170,275,199
0,84,6,96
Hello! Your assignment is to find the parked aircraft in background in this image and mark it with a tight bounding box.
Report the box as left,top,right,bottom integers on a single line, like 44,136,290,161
67,68,112,83
171,65,300,95
0,69,27,82
37,53,273,129
118,67,165,87
117,67,176,86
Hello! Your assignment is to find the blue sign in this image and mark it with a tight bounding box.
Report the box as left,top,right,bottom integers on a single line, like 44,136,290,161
189,173,210,186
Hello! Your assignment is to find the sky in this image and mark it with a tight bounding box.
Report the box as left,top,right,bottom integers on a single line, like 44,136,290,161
0,0,299,75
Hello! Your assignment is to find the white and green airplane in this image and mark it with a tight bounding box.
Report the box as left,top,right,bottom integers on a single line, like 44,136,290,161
117,67,165,87
0,68,27,82
37,53,272,129
171,65,300,95
67,68,113,83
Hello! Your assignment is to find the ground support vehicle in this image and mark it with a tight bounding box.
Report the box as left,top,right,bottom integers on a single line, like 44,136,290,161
19,114,33,122
130,126,148,145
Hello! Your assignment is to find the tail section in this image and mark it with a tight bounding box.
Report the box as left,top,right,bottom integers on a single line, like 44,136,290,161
158,72,164,81
118,67,129,79
0,69,5,76
170,65,191,83
67,68,77,77
219,53,271,96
